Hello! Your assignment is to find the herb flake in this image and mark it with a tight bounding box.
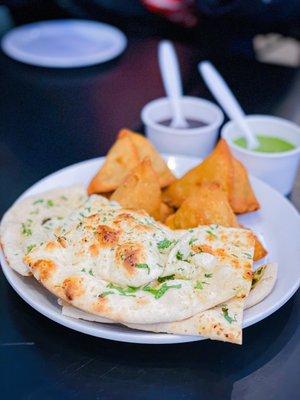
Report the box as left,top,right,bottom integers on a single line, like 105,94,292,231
244,252,252,259
206,229,217,238
143,282,182,299
194,281,208,290
135,263,150,274
107,283,138,297
98,291,114,298
33,199,44,205
176,251,184,261
26,244,36,254
157,274,175,283
176,250,190,263
157,239,173,250
21,222,32,237
222,306,236,324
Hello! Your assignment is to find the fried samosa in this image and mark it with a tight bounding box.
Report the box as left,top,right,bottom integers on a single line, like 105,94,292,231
230,158,260,214
166,183,239,230
88,135,139,194
163,139,234,208
110,158,161,218
118,129,176,187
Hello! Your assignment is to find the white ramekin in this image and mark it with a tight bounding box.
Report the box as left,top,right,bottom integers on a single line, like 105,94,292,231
221,115,300,195
141,96,224,157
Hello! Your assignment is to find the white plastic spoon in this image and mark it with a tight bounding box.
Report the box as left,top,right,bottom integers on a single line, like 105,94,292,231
199,61,259,150
158,40,188,129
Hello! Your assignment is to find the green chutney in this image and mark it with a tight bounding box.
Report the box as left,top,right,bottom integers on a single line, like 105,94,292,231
234,135,295,153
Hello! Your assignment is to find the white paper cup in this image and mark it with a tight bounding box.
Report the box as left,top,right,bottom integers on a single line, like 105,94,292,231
141,96,224,157
221,115,300,195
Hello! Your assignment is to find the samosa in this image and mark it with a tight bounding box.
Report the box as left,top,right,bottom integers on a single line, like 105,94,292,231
88,135,139,194
163,139,234,208
110,158,161,219
166,183,239,230
253,233,268,261
157,202,174,223
230,158,260,214
118,129,176,187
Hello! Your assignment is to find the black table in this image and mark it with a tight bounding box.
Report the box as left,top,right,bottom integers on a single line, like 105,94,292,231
0,24,299,400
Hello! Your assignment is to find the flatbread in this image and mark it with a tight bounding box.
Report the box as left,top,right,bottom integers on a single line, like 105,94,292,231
24,203,254,324
125,297,245,344
61,264,276,344
0,186,88,276
59,299,114,324
61,297,244,343
126,263,276,342
245,263,277,309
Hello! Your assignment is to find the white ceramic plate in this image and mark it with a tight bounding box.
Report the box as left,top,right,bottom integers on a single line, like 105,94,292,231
1,155,300,344
1,20,127,68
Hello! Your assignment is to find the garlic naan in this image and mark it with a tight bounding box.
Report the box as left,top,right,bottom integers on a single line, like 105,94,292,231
61,263,275,344
0,186,88,276
24,198,254,324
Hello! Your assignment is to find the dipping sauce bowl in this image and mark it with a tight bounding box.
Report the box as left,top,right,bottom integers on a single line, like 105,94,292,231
222,115,300,195
141,96,224,157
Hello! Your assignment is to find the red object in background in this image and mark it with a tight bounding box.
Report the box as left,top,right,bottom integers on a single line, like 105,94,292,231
141,0,198,27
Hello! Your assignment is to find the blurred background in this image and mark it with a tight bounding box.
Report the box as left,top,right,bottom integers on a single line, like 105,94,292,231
0,0,299,63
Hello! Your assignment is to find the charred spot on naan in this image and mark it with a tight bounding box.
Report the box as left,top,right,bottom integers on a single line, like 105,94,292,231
113,211,154,233
113,212,137,225
115,242,145,275
207,324,240,344
92,297,110,314
191,244,228,258
57,236,68,248
136,297,150,306
62,276,85,301
45,241,61,251
26,258,56,282
95,225,121,247
89,243,99,257
85,213,101,229
191,243,214,255
243,270,253,281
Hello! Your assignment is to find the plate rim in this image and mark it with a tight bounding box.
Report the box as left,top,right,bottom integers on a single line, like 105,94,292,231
1,154,300,344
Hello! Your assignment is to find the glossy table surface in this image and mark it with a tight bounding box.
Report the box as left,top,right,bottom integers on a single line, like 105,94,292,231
0,21,299,400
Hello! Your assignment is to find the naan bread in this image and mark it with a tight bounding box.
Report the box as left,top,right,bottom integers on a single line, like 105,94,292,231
24,200,254,324
131,221,255,344
61,298,244,343
162,226,253,300
0,186,88,275
125,297,245,344
125,263,276,343
245,263,277,309
58,299,114,324
61,264,275,344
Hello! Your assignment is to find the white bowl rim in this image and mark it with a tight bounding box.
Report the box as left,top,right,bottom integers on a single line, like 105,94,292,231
141,96,224,136
222,114,300,159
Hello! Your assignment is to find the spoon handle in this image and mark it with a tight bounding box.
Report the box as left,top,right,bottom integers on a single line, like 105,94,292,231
199,61,259,149
158,41,188,128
